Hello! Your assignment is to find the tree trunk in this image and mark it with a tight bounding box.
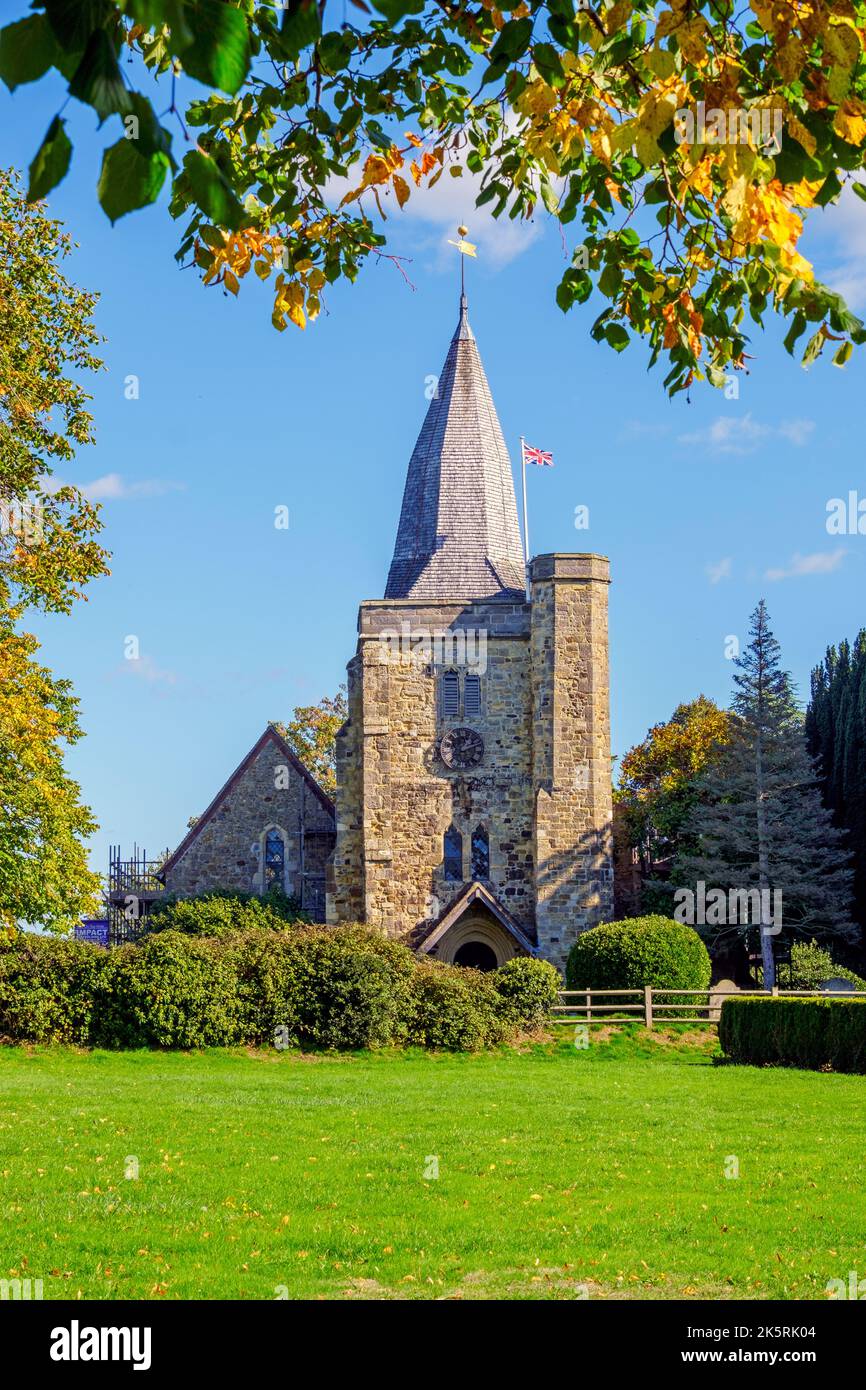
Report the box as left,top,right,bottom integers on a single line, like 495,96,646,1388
755,728,775,992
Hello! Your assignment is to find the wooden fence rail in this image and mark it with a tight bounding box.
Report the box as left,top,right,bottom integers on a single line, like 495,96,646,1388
552,986,866,1029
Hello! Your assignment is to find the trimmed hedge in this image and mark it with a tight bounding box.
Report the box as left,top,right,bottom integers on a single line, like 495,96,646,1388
0,928,559,1052
565,915,711,993
719,997,866,1073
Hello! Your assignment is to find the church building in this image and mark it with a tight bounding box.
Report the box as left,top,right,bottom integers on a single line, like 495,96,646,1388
116,292,614,969
329,293,614,972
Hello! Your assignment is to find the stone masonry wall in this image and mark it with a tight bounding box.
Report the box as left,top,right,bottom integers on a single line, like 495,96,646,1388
530,554,614,970
164,733,335,907
331,598,536,943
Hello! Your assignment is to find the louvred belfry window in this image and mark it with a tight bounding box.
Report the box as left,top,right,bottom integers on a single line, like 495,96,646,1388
442,670,459,718
264,829,285,893
464,673,481,718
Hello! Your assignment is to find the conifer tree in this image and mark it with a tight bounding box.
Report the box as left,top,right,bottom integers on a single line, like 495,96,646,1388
673,602,855,990
806,631,866,934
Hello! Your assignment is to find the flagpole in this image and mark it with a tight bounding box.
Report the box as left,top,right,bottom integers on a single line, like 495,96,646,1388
520,436,531,598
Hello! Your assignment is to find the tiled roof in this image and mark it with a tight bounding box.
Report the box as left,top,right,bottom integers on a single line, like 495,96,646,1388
384,295,526,601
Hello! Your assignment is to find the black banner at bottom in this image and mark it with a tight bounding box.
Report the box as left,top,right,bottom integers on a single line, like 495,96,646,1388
1,1296,859,1376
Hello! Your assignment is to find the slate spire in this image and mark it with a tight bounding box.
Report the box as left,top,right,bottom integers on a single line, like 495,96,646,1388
384,295,526,601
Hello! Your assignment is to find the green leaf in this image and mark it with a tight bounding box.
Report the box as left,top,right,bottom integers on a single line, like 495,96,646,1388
97,139,169,223
852,182,866,203
604,323,630,352
370,0,425,21
489,17,534,63
126,2,194,49
43,0,114,50
123,93,174,161
27,116,73,202
182,149,245,230
0,16,60,91
69,29,132,122
833,340,853,368
283,0,323,59
533,42,565,89
183,0,251,94
783,310,807,355
815,169,842,208
801,327,825,367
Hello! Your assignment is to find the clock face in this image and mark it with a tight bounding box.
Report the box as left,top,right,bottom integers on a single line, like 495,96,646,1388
439,727,484,770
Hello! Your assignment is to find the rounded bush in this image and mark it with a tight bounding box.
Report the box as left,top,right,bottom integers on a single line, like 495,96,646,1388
565,915,711,993
491,957,560,1027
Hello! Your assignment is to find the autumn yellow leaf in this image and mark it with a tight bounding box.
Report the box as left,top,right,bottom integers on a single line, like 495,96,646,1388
834,102,866,147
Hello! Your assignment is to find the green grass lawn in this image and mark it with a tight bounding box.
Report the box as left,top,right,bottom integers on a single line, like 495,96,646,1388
1,1031,864,1300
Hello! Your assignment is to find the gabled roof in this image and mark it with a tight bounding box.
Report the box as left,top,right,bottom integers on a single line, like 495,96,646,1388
384,295,526,602
160,725,335,878
416,880,538,956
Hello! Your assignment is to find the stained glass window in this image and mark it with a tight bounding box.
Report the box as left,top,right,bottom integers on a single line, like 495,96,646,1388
443,825,463,881
264,829,285,893
471,825,489,880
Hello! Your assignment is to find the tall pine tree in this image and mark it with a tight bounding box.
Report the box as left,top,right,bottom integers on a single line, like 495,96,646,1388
806,630,866,938
674,602,855,990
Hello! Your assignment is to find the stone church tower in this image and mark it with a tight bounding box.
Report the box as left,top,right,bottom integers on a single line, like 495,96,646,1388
329,295,613,971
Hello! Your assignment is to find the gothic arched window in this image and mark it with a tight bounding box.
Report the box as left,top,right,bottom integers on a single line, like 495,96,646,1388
443,825,463,881
463,673,481,718
471,825,490,880
441,669,460,718
264,829,286,894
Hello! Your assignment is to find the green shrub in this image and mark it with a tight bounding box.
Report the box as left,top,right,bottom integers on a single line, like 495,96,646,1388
782,940,866,992
0,921,560,1052
0,935,106,1045
491,956,560,1027
566,915,711,994
144,889,306,937
281,927,417,1050
94,932,244,1048
407,960,507,1051
719,996,866,1073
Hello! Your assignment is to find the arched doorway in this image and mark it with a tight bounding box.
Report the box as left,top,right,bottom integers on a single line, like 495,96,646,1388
453,940,498,972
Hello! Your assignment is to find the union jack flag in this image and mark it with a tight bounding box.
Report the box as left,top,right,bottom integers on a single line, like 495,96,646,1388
522,441,553,467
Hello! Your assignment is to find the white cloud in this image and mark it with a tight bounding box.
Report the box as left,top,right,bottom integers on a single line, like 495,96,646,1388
809,184,866,309
677,413,814,455
777,419,815,447
765,550,847,582
619,420,671,441
79,474,185,501
706,557,732,584
115,654,178,686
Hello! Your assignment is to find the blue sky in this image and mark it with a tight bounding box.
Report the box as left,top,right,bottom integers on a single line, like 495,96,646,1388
3,61,866,880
